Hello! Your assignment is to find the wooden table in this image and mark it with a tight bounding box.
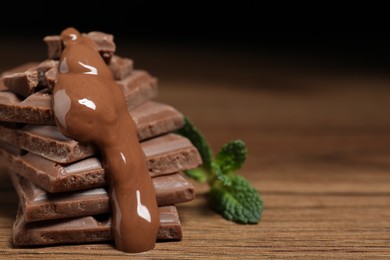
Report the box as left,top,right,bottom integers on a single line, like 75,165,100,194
1,40,390,259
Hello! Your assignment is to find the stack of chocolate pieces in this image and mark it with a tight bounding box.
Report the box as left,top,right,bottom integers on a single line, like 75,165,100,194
0,31,201,246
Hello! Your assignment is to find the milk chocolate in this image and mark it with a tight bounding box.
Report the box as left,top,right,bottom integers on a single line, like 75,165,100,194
85,31,116,63
0,90,53,124
43,31,116,62
13,205,182,246
43,36,63,61
0,82,5,91
0,70,157,125
118,70,158,110
10,171,194,222
3,70,39,97
6,133,201,192
2,60,58,98
0,62,39,91
2,56,132,96
3,70,40,98
44,67,57,90
1,63,40,78
109,55,133,80
85,31,116,52
0,101,184,163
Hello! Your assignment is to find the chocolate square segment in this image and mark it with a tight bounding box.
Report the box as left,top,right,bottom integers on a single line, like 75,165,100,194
0,69,157,125
10,170,194,222
44,31,116,62
0,101,186,163
1,133,201,192
13,205,182,246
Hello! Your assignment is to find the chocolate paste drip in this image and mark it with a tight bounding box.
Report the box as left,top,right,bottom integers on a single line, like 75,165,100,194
52,27,159,253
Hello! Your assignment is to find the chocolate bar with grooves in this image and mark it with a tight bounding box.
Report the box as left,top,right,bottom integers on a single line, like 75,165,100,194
10,170,194,222
43,31,116,62
0,101,185,163
2,133,201,192
2,56,133,97
13,205,182,246
0,70,157,125
45,56,133,91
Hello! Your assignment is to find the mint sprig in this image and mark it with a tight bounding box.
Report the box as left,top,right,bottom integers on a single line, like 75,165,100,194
176,118,263,224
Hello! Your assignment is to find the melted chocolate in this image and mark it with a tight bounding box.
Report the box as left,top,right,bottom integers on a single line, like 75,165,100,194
52,28,159,253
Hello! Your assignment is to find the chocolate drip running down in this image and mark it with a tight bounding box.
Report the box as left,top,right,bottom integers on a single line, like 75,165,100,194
52,28,160,253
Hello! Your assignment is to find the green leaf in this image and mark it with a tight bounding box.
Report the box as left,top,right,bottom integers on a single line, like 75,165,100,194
176,117,213,170
211,161,232,186
177,117,264,225
184,168,208,182
216,140,247,175
209,175,263,224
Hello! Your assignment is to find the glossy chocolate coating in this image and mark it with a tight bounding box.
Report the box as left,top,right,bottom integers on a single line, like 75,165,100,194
52,28,160,253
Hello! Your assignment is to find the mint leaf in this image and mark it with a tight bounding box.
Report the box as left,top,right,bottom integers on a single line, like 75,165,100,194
176,117,264,224
185,168,208,183
176,117,213,170
211,161,232,186
210,175,263,224
216,140,247,174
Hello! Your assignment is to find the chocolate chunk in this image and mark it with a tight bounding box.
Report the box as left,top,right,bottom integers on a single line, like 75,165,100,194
0,91,53,124
85,31,116,63
0,101,184,163
13,205,182,246
109,55,133,80
36,59,59,72
1,62,39,77
0,140,22,157
118,70,158,109
1,62,39,91
2,56,132,96
0,80,6,91
43,31,116,62
0,70,158,125
43,36,63,60
44,56,132,91
4,133,201,192
85,31,116,53
2,70,39,97
2,60,59,98
34,60,59,85
44,67,57,90
10,170,194,222
34,60,59,92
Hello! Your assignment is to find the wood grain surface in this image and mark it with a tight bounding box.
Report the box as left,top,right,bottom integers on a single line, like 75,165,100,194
1,41,390,259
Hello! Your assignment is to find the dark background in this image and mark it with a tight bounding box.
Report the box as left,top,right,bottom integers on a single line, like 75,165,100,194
1,2,390,73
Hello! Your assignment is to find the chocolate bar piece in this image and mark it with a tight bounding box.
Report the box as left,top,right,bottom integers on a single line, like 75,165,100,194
13,205,182,246
0,101,185,163
44,67,57,90
0,70,157,125
0,82,5,91
2,60,58,98
10,170,194,222
3,70,39,97
109,55,133,80
1,62,39,91
85,31,116,54
0,91,53,124
43,56,132,90
6,133,201,192
3,56,132,96
44,31,116,62
119,70,157,109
